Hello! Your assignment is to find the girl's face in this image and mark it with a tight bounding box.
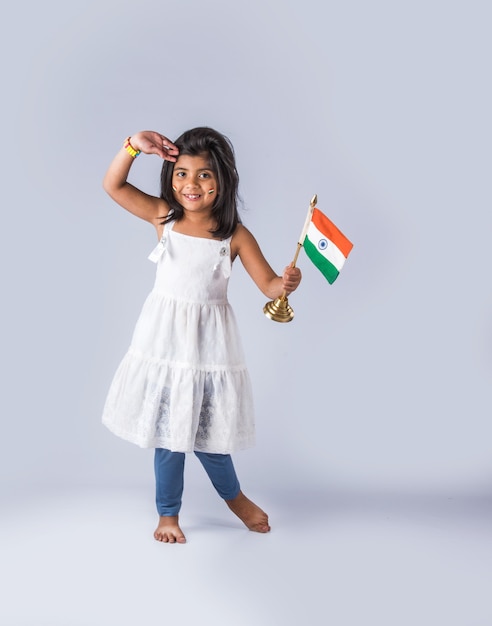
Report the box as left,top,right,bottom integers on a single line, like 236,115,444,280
172,153,218,214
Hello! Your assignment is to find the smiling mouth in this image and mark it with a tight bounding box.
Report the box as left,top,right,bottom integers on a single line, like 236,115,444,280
183,194,201,200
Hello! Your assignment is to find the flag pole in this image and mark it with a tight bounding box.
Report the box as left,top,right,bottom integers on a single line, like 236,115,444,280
263,194,317,323
291,193,317,267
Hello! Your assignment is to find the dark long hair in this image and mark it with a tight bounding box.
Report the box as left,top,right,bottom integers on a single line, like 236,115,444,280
160,127,240,239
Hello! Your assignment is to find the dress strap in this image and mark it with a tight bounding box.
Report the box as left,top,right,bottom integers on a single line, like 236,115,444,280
147,220,172,263
213,236,232,278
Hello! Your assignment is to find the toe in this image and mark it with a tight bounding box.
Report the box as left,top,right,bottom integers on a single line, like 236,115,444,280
255,524,271,533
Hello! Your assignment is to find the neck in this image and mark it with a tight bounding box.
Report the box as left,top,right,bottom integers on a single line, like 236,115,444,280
174,212,219,239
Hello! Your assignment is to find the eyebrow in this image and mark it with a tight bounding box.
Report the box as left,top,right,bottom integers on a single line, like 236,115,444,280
174,167,214,172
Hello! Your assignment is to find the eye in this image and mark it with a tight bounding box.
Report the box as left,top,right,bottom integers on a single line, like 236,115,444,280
175,171,186,178
199,172,211,179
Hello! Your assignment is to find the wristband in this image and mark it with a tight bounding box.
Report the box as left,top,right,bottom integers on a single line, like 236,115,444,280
124,137,141,158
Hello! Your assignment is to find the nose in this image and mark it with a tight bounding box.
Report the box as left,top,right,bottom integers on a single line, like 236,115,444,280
185,176,200,188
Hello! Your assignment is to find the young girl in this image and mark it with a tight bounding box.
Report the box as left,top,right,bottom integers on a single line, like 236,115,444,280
102,128,301,544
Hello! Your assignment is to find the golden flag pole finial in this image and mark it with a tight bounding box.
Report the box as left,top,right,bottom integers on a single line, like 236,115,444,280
263,194,317,323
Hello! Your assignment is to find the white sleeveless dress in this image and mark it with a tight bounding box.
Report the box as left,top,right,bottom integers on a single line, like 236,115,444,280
102,221,255,453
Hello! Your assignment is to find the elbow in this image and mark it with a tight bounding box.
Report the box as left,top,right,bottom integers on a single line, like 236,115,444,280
102,173,112,195
102,175,118,200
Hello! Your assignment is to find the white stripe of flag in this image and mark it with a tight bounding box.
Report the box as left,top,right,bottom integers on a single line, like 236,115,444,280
305,221,347,272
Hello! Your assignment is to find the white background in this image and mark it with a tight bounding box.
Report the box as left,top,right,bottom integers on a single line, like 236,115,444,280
2,1,492,624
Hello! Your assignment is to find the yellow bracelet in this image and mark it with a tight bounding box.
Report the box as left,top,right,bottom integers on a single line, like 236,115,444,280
124,137,141,158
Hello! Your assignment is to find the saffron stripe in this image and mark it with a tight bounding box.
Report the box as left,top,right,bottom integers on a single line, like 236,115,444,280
311,209,353,258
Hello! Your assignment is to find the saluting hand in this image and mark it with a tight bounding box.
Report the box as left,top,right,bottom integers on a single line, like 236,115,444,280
129,131,179,162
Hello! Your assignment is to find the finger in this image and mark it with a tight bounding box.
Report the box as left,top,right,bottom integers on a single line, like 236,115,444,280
141,133,179,160
284,267,299,279
146,144,178,162
159,135,179,151
162,146,179,162
163,144,180,156
145,145,169,159
160,135,179,157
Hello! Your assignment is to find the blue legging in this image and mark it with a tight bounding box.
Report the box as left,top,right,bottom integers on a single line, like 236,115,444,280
154,448,241,516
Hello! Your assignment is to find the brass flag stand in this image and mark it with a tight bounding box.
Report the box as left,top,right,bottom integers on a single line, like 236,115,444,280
263,194,317,323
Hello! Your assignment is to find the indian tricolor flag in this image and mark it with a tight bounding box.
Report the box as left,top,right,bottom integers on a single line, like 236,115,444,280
303,208,353,284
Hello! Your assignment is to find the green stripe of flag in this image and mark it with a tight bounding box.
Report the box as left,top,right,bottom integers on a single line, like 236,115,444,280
304,237,340,284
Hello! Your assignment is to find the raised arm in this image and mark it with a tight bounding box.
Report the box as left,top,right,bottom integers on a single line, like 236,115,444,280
232,225,302,298
102,131,179,225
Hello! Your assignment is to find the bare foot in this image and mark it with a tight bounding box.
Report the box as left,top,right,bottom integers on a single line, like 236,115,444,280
154,515,187,543
226,491,271,533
